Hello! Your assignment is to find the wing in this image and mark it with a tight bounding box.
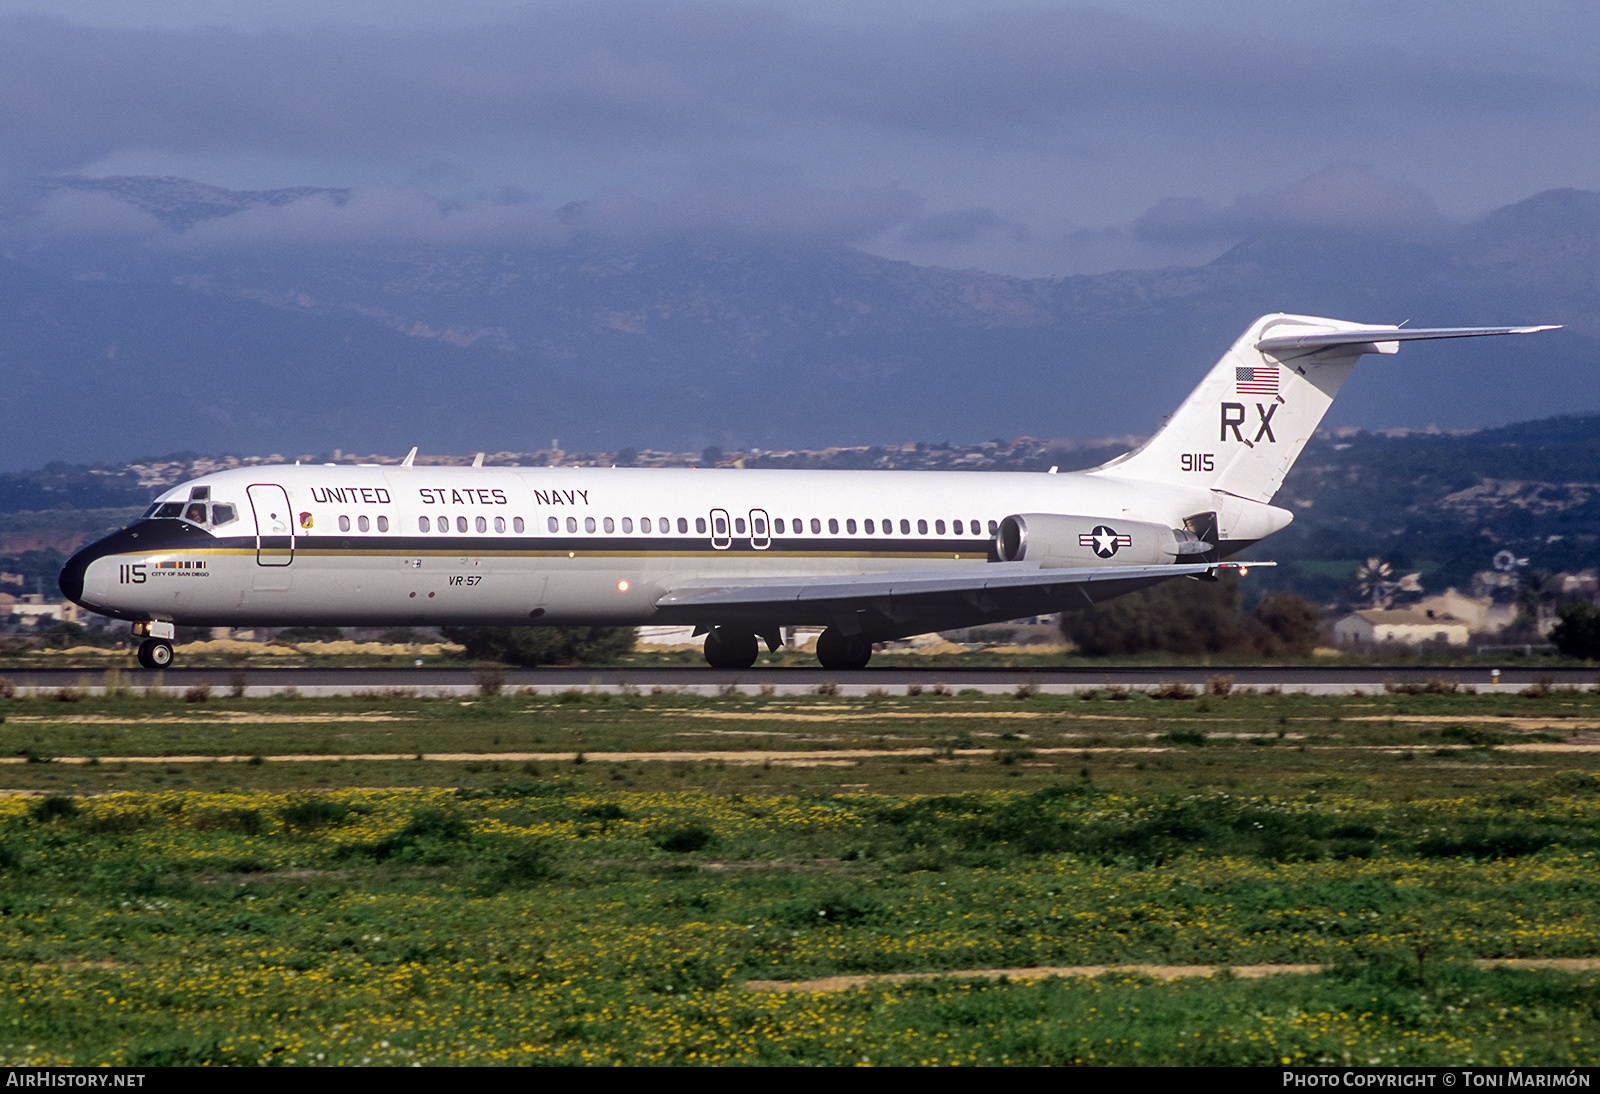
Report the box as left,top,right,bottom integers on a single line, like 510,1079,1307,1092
652,560,1267,639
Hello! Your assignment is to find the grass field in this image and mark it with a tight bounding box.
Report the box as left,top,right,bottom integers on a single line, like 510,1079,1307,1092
4,683,1600,1065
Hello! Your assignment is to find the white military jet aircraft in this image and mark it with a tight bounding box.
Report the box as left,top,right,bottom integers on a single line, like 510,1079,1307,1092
59,313,1554,670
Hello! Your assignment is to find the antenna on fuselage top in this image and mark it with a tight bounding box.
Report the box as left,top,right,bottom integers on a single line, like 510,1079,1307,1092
401,447,417,467
471,452,485,467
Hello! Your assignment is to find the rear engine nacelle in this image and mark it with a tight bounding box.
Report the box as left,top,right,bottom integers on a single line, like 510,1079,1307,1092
996,513,1208,568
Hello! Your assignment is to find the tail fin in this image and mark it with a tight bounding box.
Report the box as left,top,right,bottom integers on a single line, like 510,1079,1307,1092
1088,313,1557,503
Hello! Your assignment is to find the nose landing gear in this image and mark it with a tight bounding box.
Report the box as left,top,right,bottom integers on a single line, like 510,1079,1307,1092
137,639,174,669
132,621,177,669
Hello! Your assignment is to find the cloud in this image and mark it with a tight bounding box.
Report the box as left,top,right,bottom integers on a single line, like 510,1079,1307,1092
0,4,1595,277
172,187,570,249
14,188,166,240
559,184,922,246
11,179,923,251
0,4,1584,178
896,208,1026,246
1131,164,1449,245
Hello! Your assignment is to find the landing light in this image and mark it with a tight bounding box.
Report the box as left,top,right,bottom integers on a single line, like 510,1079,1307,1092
617,580,630,592
1239,567,1249,576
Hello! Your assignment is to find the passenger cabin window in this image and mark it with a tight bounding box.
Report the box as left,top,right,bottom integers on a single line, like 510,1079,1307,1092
714,516,727,535
677,517,689,534
566,517,578,533
752,517,764,534
845,519,856,534
828,518,839,534
695,517,706,534
585,517,596,533
735,517,746,534
864,519,874,534
935,520,945,535
774,518,785,534
548,516,559,533
338,515,351,532
900,519,911,534
809,518,821,534
377,516,389,532
988,520,999,535
640,517,651,533
494,516,505,533
603,517,614,533
513,517,524,533
420,516,431,532
475,516,487,533
917,519,928,535
358,516,370,532
622,517,633,533
456,516,468,533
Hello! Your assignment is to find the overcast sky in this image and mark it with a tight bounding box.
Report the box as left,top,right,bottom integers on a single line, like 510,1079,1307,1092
2,0,1598,274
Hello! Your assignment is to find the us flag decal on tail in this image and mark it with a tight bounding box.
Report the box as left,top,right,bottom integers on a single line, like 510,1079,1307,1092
1235,365,1278,396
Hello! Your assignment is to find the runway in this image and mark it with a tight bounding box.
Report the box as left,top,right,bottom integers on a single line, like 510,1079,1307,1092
3,663,1593,697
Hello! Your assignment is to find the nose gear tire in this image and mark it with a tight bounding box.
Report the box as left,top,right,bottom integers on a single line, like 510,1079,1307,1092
137,639,174,669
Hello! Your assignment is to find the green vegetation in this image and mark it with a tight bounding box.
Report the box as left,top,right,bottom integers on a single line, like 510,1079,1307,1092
3,687,1600,1065
441,625,638,667
1059,575,1323,657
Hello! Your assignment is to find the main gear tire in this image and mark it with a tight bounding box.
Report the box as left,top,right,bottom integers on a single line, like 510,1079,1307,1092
815,627,872,670
703,627,759,669
137,638,174,669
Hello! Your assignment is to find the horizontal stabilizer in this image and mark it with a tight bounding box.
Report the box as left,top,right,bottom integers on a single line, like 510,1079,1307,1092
1255,324,1559,361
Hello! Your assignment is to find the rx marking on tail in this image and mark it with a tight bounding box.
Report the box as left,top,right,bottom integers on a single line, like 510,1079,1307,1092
1220,402,1278,443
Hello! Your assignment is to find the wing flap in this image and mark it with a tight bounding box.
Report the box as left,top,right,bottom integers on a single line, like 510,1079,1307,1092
655,560,1267,611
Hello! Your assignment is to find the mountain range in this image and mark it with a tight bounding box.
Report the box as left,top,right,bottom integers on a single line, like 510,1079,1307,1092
3,176,1598,468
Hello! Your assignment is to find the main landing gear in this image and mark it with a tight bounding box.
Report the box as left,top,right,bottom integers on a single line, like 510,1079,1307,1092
700,625,874,670
815,627,872,670
137,639,174,669
703,627,760,669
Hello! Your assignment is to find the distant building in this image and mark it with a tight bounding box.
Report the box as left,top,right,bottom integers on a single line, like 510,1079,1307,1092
5,595,80,625
1333,606,1471,647
1409,588,1516,634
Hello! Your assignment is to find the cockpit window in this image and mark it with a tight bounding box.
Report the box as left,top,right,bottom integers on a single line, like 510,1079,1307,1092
146,498,236,527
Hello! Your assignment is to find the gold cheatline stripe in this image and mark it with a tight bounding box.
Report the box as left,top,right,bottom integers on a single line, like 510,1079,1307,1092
128,547,990,561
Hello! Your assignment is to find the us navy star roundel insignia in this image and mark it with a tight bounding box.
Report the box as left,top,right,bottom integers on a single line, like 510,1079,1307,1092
1079,525,1133,558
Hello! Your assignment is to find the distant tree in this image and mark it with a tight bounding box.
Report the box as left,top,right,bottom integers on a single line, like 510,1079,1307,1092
36,621,86,649
1061,576,1324,657
1247,590,1324,656
701,446,723,466
615,448,638,466
441,626,635,666
1060,574,1249,656
377,628,432,645
273,626,343,644
1550,602,1600,661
